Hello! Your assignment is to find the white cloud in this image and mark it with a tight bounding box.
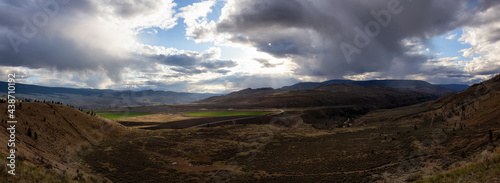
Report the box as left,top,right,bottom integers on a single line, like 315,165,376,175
98,0,178,31
177,0,219,42
445,33,457,40
458,3,500,75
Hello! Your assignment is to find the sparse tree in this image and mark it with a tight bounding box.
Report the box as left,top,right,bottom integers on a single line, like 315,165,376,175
27,127,32,137
34,132,38,140
489,129,493,142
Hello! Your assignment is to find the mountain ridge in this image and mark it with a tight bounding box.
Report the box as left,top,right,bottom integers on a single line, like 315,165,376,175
199,79,462,105
0,81,218,109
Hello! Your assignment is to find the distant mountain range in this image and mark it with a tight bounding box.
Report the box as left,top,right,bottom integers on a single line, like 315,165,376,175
198,84,438,108
436,84,470,92
0,82,217,109
278,79,469,93
198,80,469,107
0,80,468,109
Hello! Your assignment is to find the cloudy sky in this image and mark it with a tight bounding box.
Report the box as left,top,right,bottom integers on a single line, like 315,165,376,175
1,0,499,93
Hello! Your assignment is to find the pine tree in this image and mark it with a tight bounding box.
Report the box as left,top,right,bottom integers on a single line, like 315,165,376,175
489,129,493,142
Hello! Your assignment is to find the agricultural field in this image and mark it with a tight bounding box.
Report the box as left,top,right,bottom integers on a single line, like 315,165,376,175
96,112,152,119
184,111,273,117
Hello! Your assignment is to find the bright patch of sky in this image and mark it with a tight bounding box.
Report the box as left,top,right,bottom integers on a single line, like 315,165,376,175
430,29,472,61
137,0,242,60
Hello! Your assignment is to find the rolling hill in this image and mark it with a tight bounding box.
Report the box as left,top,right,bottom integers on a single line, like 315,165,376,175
0,76,494,182
434,74,500,127
199,83,442,109
199,80,461,106
351,74,500,181
0,82,217,109
278,79,466,95
0,101,126,182
76,75,499,182
436,84,470,92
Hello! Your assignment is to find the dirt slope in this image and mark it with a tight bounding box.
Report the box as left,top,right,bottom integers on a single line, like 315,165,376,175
0,102,127,180
433,74,500,127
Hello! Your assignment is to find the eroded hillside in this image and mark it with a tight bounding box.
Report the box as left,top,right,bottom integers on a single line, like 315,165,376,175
0,102,126,182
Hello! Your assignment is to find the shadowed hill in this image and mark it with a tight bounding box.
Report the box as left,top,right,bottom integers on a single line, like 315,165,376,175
437,84,470,92
199,80,458,106
351,74,500,181
199,84,437,109
0,102,126,181
278,79,458,96
0,82,217,109
433,74,500,127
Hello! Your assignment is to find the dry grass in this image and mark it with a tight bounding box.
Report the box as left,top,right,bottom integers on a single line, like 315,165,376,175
416,145,500,183
0,102,125,181
0,152,108,183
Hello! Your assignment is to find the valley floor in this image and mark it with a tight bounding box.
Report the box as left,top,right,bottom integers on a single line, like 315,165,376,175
82,103,500,182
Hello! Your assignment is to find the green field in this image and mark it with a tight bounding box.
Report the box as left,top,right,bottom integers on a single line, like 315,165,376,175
96,112,152,119
184,111,272,117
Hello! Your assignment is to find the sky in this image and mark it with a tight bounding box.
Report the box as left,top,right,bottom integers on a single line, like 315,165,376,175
0,0,499,93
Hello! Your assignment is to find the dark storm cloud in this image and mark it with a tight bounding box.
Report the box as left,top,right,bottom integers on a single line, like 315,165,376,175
0,0,179,86
447,74,473,78
199,60,237,69
170,67,204,74
155,53,199,67
253,58,282,68
148,49,237,75
215,69,231,74
168,59,236,74
476,0,500,11
213,0,477,78
106,0,163,18
0,0,138,82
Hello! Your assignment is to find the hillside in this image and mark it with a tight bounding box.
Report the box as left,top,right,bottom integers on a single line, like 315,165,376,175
199,84,438,109
0,82,217,109
278,79,462,95
0,102,126,182
350,74,500,181
414,75,500,181
0,75,496,182
199,79,459,105
437,84,470,92
76,75,499,182
434,74,500,127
